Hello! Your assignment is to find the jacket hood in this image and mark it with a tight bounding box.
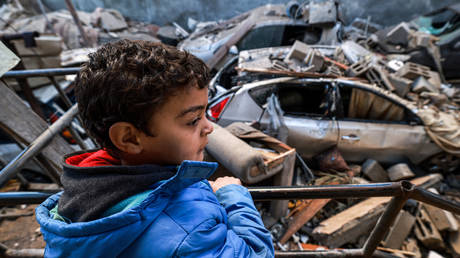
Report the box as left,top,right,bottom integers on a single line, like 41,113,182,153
58,150,176,222
64,149,121,167
36,159,217,257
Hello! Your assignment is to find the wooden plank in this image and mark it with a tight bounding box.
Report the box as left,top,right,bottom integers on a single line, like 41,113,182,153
280,198,331,244
279,180,344,244
0,81,74,173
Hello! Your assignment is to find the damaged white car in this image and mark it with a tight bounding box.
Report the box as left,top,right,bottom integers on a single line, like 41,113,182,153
208,74,457,173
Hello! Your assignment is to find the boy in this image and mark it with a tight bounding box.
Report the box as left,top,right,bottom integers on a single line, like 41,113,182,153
36,40,274,257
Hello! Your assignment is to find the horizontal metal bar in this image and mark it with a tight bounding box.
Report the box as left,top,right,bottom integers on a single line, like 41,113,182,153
0,183,406,206
249,182,404,200
275,249,363,257
411,187,460,215
2,67,80,78
0,105,79,187
3,182,460,215
0,192,55,205
275,249,399,258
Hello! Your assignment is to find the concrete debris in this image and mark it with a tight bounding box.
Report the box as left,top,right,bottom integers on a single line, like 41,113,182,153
382,210,416,249
306,0,338,26
285,40,311,62
386,22,412,46
396,62,431,80
388,74,412,97
341,40,372,64
412,76,439,94
0,6,161,50
362,159,389,182
91,8,128,32
423,188,459,232
346,58,371,77
387,163,415,181
414,206,445,250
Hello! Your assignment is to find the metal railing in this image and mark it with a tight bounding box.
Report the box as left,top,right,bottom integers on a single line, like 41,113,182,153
1,181,460,257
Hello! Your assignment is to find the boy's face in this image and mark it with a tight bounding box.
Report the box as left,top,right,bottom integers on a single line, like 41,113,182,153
129,84,213,166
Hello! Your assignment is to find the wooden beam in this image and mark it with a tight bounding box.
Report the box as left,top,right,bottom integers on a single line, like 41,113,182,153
0,81,74,175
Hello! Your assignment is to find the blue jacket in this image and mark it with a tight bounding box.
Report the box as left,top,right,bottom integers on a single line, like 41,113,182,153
36,160,274,257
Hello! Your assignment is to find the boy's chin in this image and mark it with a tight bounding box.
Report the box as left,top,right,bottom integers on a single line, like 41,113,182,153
197,151,204,161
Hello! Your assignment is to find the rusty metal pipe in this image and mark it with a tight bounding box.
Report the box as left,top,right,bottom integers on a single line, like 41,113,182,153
249,182,404,200
362,181,413,257
410,187,460,215
275,249,364,257
275,250,398,258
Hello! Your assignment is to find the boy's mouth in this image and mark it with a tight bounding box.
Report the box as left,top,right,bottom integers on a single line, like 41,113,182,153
199,141,208,152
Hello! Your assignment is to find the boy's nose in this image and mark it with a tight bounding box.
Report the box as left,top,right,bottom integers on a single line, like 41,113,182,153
201,117,214,136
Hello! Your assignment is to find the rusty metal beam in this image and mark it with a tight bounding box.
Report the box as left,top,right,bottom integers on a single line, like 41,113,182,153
411,187,460,215
362,182,412,256
249,182,404,200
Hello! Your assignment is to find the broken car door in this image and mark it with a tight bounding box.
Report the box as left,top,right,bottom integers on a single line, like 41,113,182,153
336,83,441,164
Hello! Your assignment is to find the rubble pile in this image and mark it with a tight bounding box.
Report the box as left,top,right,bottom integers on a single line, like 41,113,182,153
0,0,459,256
0,1,160,49
264,149,460,257
181,2,460,257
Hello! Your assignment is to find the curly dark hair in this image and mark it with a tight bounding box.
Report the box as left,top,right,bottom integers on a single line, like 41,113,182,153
75,40,210,151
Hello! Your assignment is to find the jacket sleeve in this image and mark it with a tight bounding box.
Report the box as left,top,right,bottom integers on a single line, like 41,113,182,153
175,184,274,258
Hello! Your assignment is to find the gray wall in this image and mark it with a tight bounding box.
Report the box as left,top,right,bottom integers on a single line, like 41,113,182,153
43,0,460,27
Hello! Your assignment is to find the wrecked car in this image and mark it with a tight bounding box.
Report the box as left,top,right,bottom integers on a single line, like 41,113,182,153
208,75,445,167
205,46,459,171
178,4,340,70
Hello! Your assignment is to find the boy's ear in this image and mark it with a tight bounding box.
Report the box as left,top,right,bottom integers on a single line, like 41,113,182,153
109,122,143,154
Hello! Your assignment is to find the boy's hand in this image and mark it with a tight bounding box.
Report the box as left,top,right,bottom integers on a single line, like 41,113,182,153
208,176,242,193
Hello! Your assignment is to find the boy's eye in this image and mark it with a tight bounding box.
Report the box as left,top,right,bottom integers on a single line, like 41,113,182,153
187,117,202,126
